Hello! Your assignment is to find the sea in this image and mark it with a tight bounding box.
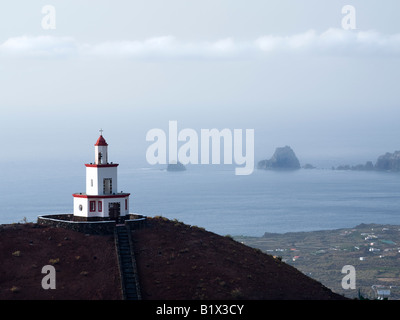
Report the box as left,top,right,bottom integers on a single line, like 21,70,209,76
1,160,400,237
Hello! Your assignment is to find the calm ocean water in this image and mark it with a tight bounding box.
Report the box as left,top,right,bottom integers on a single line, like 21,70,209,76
1,160,399,236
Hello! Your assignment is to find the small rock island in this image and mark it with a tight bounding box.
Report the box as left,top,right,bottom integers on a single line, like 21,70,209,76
258,146,301,170
167,162,186,172
375,151,400,171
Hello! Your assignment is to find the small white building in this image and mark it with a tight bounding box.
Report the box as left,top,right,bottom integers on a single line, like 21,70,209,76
73,132,130,221
372,285,391,300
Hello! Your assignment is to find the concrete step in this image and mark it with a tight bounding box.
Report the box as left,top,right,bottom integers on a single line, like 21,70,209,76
115,226,141,300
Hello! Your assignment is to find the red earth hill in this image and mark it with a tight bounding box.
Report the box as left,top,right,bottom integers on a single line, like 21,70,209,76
0,217,346,300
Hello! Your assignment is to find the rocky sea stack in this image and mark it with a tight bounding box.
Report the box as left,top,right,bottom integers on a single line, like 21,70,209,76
167,161,186,172
258,146,301,170
375,151,400,171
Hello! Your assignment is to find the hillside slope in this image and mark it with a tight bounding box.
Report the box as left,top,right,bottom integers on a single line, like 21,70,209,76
0,218,346,300
132,217,346,300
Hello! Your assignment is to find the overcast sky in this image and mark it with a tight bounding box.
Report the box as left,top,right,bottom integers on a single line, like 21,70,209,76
1,1,400,167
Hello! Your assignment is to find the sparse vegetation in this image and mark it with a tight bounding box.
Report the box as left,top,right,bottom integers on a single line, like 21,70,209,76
48,258,60,265
153,215,169,222
231,288,244,299
10,286,20,293
12,251,21,257
19,217,29,224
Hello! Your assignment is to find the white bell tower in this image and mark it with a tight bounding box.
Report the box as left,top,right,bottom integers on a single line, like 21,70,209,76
73,130,131,221
95,128,108,165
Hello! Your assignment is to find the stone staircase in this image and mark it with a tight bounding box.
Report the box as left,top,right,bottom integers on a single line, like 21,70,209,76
115,225,141,300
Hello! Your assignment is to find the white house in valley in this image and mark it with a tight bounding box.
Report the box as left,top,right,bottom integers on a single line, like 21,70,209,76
73,131,130,221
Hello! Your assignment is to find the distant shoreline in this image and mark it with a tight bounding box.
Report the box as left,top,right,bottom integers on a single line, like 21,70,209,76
258,223,400,237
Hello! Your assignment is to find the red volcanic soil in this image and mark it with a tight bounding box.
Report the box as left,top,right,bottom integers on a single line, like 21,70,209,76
132,217,346,300
0,223,121,300
0,218,346,300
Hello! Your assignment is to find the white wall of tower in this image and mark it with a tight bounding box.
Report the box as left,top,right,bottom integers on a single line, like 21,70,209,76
86,166,118,196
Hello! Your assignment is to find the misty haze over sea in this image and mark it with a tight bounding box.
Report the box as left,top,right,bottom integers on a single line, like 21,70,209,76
1,1,400,237
1,160,399,237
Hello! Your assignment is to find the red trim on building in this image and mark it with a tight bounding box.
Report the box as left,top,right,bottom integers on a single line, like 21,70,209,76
95,135,108,146
85,163,119,168
73,193,130,199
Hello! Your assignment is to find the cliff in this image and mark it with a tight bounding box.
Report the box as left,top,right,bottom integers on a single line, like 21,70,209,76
258,146,301,170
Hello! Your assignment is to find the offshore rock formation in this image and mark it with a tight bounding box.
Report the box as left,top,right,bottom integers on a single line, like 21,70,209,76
258,146,300,170
167,161,186,172
334,150,400,172
375,151,400,171
334,161,374,171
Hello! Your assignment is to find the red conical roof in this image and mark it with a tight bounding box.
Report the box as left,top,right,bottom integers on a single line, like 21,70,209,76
95,135,108,146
